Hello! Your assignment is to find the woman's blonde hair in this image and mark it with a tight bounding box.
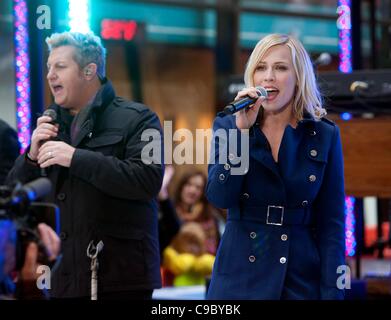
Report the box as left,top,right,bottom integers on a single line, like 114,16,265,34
244,34,326,120
46,32,106,80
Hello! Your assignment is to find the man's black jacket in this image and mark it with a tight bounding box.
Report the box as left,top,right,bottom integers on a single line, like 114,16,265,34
7,80,164,297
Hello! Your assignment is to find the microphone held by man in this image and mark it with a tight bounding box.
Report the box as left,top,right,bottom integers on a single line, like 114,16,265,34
26,109,76,173
37,110,57,176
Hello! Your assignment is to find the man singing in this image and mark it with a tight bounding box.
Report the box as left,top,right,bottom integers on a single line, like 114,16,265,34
7,32,164,299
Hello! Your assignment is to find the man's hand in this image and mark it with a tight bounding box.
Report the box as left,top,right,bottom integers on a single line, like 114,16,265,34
29,116,58,161
37,141,76,168
20,223,60,281
20,242,39,281
37,223,60,262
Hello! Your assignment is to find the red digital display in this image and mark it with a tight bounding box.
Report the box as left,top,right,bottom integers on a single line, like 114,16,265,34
101,19,138,41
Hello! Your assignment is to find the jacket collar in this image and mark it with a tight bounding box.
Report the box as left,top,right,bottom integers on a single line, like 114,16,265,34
293,111,316,127
88,78,116,114
249,111,317,178
49,79,116,146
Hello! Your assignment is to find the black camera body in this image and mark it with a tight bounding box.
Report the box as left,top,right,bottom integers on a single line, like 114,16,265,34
0,178,58,276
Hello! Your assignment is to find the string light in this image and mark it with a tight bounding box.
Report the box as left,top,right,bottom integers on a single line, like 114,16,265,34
337,0,352,73
345,196,356,256
13,0,31,153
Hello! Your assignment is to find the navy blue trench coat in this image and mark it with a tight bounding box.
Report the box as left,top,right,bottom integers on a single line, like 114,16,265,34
206,113,345,300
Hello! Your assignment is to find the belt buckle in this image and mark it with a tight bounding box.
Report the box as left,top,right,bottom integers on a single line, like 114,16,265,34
266,205,284,226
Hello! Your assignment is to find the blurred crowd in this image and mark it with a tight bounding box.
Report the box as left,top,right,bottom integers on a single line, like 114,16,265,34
158,165,225,287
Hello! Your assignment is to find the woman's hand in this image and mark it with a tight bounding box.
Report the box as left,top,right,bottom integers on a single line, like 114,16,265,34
234,87,266,130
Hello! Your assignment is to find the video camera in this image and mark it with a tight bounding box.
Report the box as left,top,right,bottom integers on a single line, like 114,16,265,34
0,178,59,276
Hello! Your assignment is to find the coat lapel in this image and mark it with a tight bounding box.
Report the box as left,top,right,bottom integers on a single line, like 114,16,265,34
249,114,315,178
70,79,115,147
249,127,281,177
72,118,94,147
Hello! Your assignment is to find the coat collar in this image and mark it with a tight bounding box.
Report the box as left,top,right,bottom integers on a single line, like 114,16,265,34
249,111,318,177
88,78,116,114
297,111,317,126
49,79,116,146
71,79,116,146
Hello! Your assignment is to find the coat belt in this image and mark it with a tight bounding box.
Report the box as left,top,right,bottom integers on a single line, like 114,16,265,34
228,205,311,226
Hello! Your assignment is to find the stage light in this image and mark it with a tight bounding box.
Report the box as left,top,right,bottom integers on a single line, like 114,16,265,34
337,1,352,73
337,1,356,257
13,0,31,153
345,196,356,257
341,112,352,121
68,0,90,33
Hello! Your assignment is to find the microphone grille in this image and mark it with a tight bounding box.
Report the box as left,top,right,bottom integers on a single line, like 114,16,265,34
43,109,57,122
255,86,268,98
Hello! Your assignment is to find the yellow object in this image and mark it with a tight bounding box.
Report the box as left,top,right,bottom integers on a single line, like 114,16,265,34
163,247,195,275
163,246,215,286
193,254,215,275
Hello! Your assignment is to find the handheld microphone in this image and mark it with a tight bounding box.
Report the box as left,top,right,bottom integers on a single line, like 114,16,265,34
42,109,57,124
41,109,58,177
223,86,268,115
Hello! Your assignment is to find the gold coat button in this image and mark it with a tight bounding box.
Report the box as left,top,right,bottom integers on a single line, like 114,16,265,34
219,173,225,181
249,255,256,263
224,163,231,171
310,149,318,157
280,257,287,264
309,174,316,182
250,232,256,239
281,234,288,241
